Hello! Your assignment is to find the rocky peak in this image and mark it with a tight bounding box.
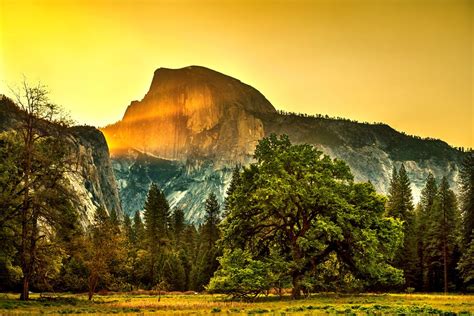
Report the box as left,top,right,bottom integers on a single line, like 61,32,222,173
102,66,276,162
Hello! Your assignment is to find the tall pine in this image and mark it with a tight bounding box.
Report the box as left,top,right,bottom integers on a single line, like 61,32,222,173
416,173,438,290
190,193,221,290
425,177,458,292
386,164,417,288
457,152,474,289
143,183,171,287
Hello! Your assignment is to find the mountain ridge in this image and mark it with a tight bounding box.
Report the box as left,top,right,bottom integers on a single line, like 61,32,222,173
100,66,466,221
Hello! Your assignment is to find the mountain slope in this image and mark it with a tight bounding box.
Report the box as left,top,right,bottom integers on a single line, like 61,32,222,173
0,95,123,223
101,66,465,222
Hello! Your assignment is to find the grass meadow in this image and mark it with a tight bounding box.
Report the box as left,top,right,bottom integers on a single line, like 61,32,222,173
0,292,473,315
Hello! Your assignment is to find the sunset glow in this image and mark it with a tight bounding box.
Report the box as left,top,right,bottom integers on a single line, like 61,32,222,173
1,0,472,147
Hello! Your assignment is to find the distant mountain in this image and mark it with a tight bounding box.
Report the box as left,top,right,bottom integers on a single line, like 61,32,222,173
101,66,466,222
0,96,122,224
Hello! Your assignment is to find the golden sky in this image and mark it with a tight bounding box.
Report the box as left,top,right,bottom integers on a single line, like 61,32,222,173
1,0,472,147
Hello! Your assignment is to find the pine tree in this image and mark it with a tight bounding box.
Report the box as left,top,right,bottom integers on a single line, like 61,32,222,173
387,164,414,220
225,166,241,215
387,166,399,215
133,210,145,249
416,173,438,290
426,177,458,292
143,183,171,287
458,238,474,286
203,193,220,247
123,215,133,246
183,225,199,290
172,208,185,245
191,193,221,290
386,164,416,288
457,152,474,288
459,152,474,246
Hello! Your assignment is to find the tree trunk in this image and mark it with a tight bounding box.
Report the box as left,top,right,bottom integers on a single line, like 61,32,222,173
443,237,448,294
20,278,29,301
88,274,98,301
19,122,33,301
20,214,29,301
291,273,302,299
442,202,448,294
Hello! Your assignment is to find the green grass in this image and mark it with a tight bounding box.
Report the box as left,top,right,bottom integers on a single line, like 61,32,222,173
0,292,472,315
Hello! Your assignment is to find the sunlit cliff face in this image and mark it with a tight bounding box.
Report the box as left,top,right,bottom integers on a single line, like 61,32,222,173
101,66,276,162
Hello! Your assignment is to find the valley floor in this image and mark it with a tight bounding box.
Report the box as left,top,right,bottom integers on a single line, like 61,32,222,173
0,292,473,315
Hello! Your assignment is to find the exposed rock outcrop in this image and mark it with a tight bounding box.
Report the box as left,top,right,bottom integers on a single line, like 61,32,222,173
102,66,274,164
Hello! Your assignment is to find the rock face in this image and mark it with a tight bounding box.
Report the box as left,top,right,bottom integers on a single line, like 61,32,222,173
67,126,123,223
102,66,275,164
100,66,466,222
0,96,123,224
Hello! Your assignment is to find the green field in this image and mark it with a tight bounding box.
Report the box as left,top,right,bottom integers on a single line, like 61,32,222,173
0,293,473,315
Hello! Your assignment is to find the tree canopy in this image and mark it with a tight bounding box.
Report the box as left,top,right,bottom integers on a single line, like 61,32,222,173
212,134,404,298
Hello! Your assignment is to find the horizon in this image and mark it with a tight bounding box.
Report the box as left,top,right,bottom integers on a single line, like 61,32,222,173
1,0,472,147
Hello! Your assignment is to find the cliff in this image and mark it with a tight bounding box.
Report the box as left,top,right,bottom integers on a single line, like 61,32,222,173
102,66,275,163
0,96,123,223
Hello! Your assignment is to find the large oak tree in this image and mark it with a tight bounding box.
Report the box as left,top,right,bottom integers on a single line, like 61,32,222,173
215,134,403,298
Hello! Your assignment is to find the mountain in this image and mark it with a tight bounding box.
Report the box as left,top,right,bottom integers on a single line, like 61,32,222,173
0,95,122,223
101,66,466,222
103,66,274,163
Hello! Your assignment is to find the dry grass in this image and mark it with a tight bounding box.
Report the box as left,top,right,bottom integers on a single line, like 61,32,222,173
0,292,472,315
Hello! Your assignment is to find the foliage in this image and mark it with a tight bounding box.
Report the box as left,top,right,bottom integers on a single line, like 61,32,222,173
216,134,404,298
84,207,125,300
459,152,474,246
385,164,418,289
457,237,474,286
190,193,221,290
142,183,171,287
0,82,77,300
458,152,474,289
207,249,272,300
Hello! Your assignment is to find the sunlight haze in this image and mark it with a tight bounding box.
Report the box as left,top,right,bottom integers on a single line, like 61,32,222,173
1,0,472,147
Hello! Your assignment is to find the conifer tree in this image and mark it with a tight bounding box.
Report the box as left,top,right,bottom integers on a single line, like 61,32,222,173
224,166,241,215
203,193,220,247
387,166,399,214
387,164,414,220
123,215,133,246
457,152,474,288
133,210,145,248
386,164,417,288
416,173,438,290
172,208,185,245
425,177,458,292
459,152,474,246
191,193,221,290
143,183,170,287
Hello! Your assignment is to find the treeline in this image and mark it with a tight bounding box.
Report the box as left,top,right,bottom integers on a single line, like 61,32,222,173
386,163,473,292
205,135,474,299
58,186,221,300
275,109,469,152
